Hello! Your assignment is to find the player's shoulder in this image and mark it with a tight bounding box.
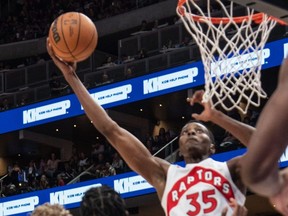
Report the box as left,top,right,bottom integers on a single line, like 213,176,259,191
226,155,242,168
154,156,171,173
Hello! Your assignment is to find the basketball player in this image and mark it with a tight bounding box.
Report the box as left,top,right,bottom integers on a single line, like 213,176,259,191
81,185,129,216
47,39,248,215
240,57,288,215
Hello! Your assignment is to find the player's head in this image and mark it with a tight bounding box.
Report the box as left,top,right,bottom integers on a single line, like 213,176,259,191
179,120,215,159
80,185,129,216
31,203,72,216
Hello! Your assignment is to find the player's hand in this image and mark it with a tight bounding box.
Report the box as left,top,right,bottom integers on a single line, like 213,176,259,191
46,38,77,77
221,198,248,216
187,90,216,122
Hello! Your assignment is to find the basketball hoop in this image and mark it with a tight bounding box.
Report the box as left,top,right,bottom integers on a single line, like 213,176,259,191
177,0,286,113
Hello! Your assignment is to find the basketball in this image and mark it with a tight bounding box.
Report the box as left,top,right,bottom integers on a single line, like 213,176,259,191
48,12,98,62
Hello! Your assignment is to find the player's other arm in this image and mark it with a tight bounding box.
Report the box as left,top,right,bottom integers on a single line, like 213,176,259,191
241,58,288,196
46,39,169,196
188,90,255,147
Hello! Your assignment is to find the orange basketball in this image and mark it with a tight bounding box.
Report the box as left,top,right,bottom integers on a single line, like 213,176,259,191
48,12,98,62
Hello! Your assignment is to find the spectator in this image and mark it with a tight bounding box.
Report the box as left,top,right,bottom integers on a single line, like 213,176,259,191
136,48,147,59
139,20,148,31
26,160,37,187
124,67,134,79
100,72,113,85
57,174,65,187
105,162,116,176
1,98,11,110
152,19,159,30
78,152,90,173
46,153,60,178
10,163,21,188
38,158,47,176
39,174,49,190
111,152,124,174
49,73,68,97
91,142,105,162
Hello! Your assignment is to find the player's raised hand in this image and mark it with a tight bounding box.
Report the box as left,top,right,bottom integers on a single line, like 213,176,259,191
187,90,216,122
46,38,77,77
221,198,248,216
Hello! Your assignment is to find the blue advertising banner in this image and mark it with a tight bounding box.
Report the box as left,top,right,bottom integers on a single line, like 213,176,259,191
0,38,287,215
1,38,287,135
0,151,246,216
1,145,288,215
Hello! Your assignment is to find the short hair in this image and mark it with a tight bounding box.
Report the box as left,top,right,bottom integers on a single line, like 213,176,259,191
80,185,128,216
31,203,72,216
182,120,216,144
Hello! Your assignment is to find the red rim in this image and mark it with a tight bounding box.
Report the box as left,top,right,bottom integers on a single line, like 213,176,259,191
177,0,287,25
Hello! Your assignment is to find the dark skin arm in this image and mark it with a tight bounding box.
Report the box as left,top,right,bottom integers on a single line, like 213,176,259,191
48,38,248,213
188,91,248,194
241,57,288,197
188,90,255,147
46,38,170,199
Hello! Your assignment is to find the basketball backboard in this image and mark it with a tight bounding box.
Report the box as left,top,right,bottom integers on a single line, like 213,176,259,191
229,0,288,23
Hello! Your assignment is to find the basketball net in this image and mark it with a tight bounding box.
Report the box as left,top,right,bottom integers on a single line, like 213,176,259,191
177,0,282,113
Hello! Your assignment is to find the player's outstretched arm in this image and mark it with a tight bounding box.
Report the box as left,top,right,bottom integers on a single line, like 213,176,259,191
188,90,255,146
46,39,169,197
241,57,288,197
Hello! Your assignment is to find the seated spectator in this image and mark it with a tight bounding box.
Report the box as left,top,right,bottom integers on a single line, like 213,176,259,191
101,162,116,177
57,174,65,187
38,158,47,177
136,48,147,59
180,36,193,47
102,56,117,67
152,19,159,30
78,152,90,173
91,142,105,162
97,72,113,86
139,20,148,31
111,152,124,174
27,160,37,186
27,178,39,192
49,73,68,97
39,174,49,190
1,98,11,111
124,67,134,79
61,162,76,182
10,163,21,188
145,138,153,153
17,94,28,107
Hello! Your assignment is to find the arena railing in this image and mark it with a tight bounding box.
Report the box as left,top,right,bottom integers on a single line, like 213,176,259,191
67,136,180,185
0,43,199,110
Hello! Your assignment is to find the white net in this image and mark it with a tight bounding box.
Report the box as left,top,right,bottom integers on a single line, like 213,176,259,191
177,0,278,113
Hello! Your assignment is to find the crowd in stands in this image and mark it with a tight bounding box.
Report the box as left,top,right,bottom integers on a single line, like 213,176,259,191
1,139,127,197
0,0,164,45
0,102,260,198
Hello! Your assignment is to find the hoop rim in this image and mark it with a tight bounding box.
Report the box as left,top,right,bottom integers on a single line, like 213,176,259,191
177,0,287,25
